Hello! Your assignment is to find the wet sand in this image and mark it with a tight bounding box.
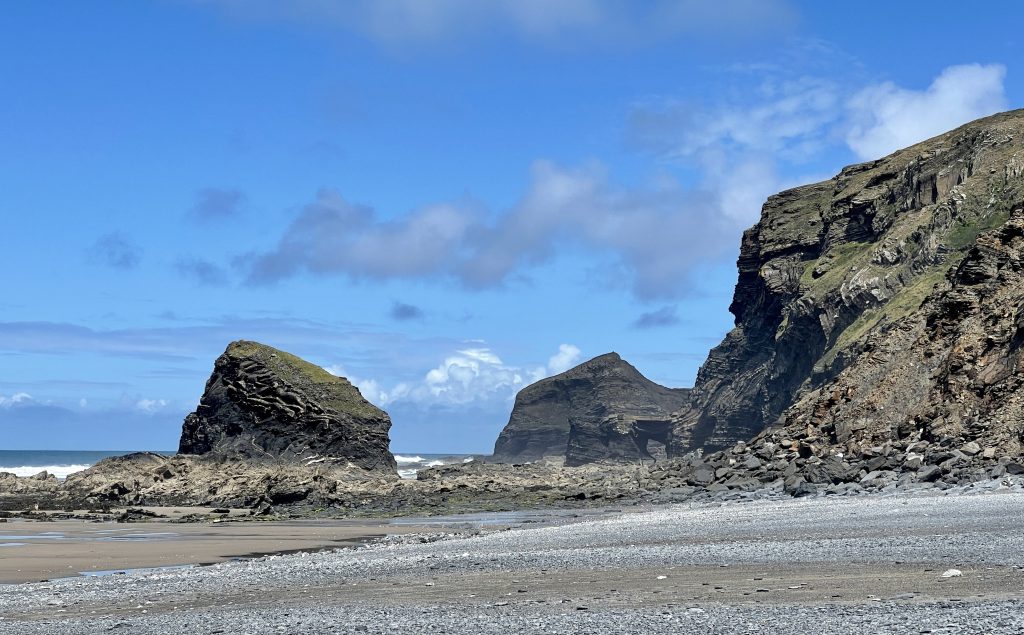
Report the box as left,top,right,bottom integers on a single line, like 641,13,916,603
0,517,427,584
5,493,1024,633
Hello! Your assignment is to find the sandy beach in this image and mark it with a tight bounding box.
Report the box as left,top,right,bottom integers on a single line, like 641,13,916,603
0,515,434,584
3,491,1024,633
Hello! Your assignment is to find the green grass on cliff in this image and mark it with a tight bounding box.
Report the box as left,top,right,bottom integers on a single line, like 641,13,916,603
789,156,1020,374
948,207,1012,251
225,340,384,418
819,264,949,367
806,207,1008,370
798,240,873,295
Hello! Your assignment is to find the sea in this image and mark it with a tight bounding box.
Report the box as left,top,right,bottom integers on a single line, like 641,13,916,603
0,450,477,480
393,454,478,479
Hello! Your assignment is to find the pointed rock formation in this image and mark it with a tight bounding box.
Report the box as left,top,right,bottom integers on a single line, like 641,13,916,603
492,353,689,465
179,340,396,473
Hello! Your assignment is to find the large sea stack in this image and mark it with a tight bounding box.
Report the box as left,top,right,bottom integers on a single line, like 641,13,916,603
670,109,1024,471
179,340,396,473
492,353,690,465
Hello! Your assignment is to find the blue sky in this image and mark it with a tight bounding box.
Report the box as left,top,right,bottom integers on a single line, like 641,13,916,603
1,1,1020,452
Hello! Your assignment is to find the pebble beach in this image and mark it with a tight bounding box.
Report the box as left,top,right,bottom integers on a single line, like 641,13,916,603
4,489,1024,634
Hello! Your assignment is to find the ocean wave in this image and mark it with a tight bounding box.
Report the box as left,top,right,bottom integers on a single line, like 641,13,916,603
2,464,92,479
1,456,474,481
396,455,475,479
394,455,425,465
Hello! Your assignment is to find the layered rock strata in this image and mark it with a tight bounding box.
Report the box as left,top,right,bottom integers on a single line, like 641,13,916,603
670,108,1024,460
179,340,396,473
492,353,689,465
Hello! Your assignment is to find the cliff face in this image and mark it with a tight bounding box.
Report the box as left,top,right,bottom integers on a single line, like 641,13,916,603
492,353,690,465
179,340,396,473
771,208,1024,463
671,109,1024,460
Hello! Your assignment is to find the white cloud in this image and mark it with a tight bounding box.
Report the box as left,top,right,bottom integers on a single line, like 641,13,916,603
324,343,582,410
421,348,527,405
631,76,841,159
135,398,169,413
0,393,32,408
629,76,842,225
547,344,582,374
629,62,1011,222
245,191,477,284
244,63,1010,301
247,161,738,299
323,364,346,377
463,160,742,298
846,64,1008,160
324,364,391,407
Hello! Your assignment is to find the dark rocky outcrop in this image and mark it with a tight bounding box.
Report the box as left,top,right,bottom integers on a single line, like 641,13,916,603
670,109,1024,462
2,341,402,512
179,340,396,473
492,353,689,465
9,113,1024,516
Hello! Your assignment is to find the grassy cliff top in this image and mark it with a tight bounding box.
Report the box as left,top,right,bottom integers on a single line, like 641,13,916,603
223,340,385,419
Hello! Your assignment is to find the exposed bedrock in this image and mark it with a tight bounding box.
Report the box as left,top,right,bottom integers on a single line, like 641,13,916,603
670,108,1024,460
179,340,396,473
492,353,689,465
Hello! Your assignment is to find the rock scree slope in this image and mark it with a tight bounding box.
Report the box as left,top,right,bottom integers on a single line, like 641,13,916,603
492,352,690,465
179,340,396,472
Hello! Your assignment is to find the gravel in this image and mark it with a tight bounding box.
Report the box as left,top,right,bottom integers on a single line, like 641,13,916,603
4,489,1024,634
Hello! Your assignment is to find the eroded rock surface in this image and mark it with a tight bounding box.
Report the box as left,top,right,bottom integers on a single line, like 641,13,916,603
671,108,1024,460
492,353,689,465
7,112,1024,516
58,452,396,511
179,340,396,473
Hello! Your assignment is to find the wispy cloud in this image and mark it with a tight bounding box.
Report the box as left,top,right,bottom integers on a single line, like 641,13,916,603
233,63,1007,302
390,301,424,322
0,317,399,363
242,191,478,284
89,232,142,269
628,73,844,226
135,398,170,413
0,401,183,451
194,0,798,49
175,258,229,286
188,187,247,221
628,61,1010,223
0,379,133,393
241,162,736,299
632,305,680,329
